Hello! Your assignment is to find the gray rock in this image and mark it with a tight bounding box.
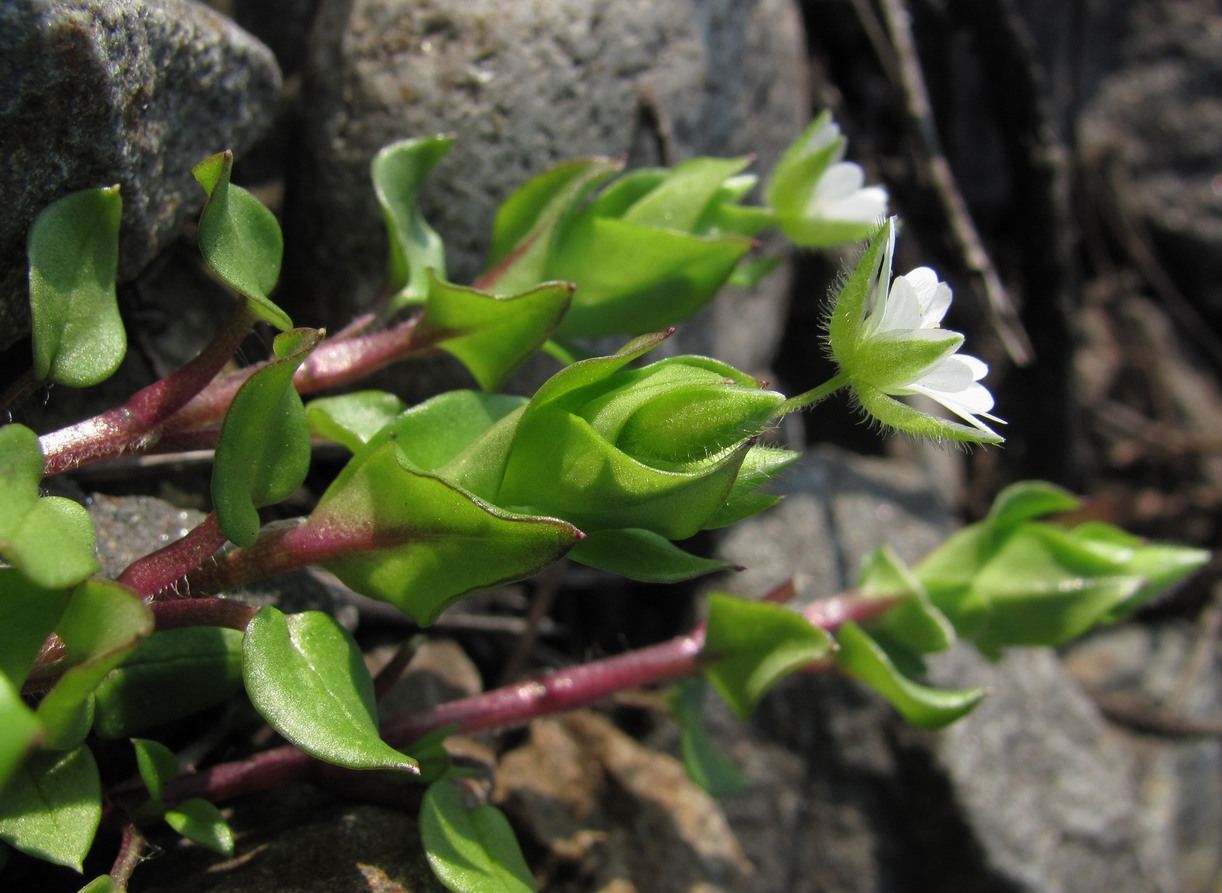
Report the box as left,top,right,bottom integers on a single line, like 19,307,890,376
0,0,282,352
286,0,808,375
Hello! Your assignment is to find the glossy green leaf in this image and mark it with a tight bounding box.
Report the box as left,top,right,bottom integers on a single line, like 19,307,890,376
702,592,833,718
77,876,115,893
834,621,985,729
421,776,536,893
856,546,955,656
568,528,736,583
484,157,621,294
213,327,321,547
192,151,291,330
416,274,573,391
243,606,416,772
0,676,43,792
306,390,406,453
704,446,798,529
38,580,153,750
372,136,452,311
621,156,752,231
165,798,234,857
0,746,101,871
671,679,749,797
0,424,98,589
379,390,526,475
132,738,179,804
28,185,126,387
93,627,245,739
0,568,72,688
312,443,581,625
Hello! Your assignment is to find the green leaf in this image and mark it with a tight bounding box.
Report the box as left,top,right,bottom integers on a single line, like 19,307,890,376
621,156,752,232
671,679,749,797
213,327,322,547
421,776,536,893
0,424,98,589
242,606,417,772
38,580,154,750
416,273,573,391
28,185,126,387
703,446,798,529
856,546,955,656
985,480,1080,536
311,443,581,625
833,621,985,729
702,592,833,718
0,675,43,792
1069,523,1208,622
77,876,116,893
767,111,843,220
165,798,234,857
306,390,407,453
132,738,179,804
93,627,245,739
372,136,452,311
192,151,291,330
0,746,101,871
568,528,736,583
484,157,621,294
0,568,72,688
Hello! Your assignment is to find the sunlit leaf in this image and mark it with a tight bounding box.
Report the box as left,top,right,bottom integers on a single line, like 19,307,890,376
165,798,234,856
568,528,736,583
306,390,407,453
192,151,291,330
28,185,126,387
0,746,101,871
0,568,72,688
132,738,179,805
671,679,748,797
243,606,417,772
856,545,955,656
702,592,832,718
213,327,322,547
421,776,536,893
0,676,43,792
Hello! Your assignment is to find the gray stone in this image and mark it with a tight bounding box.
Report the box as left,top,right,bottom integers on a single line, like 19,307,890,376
286,0,808,375
0,0,282,351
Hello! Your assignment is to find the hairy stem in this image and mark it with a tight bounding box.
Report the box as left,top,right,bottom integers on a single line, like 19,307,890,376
39,304,256,475
117,512,230,599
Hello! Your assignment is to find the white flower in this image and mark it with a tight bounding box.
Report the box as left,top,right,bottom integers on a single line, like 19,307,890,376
805,161,889,231
826,219,1005,444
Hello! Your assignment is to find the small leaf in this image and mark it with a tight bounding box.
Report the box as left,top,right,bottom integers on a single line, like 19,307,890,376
76,876,116,893
415,273,573,391
38,580,154,750
312,443,581,625
243,606,417,772
192,151,291,330
834,621,985,729
702,592,833,718
421,776,537,893
985,480,1080,538
0,675,43,792
165,798,234,856
0,425,98,589
213,327,322,547
0,746,101,871
93,627,245,739
0,567,73,688
621,156,752,232
568,528,736,583
372,135,452,310
28,185,126,386
671,679,749,797
856,546,955,656
306,390,407,453
132,738,179,804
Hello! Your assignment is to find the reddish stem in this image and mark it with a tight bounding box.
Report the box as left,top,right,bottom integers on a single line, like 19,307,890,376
117,512,230,599
39,305,256,475
151,597,259,632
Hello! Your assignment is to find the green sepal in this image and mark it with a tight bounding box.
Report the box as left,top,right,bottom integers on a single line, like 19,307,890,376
702,592,833,718
0,746,101,872
306,390,407,453
671,678,749,797
833,621,985,729
420,775,537,893
825,220,891,369
242,606,417,772
37,580,153,750
415,273,573,391
28,185,126,387
372,135,452,311
192,150,291,330
0,567,73,688
0,425,98,589
132,737,179,805
212,327,322,547
165,798,234,857
484,156,622,294
855,386,1005,445
0,676,43,793
767,111,844,220
92,627,245,739
311,443,581,625
568,528,737,583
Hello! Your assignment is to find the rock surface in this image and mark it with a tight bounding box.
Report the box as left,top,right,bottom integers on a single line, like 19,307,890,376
0,0,281,351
